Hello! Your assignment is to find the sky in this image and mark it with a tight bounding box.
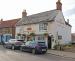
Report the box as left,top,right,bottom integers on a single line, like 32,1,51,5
0,0,75,32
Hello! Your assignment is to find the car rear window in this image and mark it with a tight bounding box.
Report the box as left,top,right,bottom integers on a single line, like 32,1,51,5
17,40,24,41
9,39,17,42
38,42,45,46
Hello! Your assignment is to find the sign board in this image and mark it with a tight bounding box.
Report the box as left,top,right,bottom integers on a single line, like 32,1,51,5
27,28,32,30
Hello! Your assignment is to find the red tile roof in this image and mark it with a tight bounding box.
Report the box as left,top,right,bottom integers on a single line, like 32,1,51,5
0,18,21,28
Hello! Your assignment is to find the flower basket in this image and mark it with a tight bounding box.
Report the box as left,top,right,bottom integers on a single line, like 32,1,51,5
29,33,35,36
43,33,48,37
17,33,21,36
22,34,26,36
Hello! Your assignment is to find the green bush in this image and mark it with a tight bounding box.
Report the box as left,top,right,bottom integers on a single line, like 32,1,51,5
43,33,48,36
54,44,64,51
29,33,35,36
53,45,60,50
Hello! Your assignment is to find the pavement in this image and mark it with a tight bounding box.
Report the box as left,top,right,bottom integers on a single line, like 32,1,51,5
0,45,75,61
48,49,75,59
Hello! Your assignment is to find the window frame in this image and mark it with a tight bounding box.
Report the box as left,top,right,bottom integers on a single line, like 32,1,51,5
39,22,48,31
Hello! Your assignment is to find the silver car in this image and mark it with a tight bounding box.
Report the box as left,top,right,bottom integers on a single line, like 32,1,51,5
4,39,23,50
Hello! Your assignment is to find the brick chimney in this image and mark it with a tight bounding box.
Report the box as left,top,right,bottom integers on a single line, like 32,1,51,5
22,10,27,17
1,18,3,22
56,0,62,11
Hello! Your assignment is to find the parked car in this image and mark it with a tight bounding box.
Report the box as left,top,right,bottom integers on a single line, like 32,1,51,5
20,40,47,54
4,39,23,50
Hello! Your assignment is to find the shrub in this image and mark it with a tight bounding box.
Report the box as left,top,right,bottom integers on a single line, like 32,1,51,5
43,33,48,37
17,33,21,36
29,33,35,36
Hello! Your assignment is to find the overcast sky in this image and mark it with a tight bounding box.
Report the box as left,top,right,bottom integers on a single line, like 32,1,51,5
0,0,75,32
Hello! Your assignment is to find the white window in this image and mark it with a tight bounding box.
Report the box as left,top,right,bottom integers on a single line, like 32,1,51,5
37,36,44,40
58,35,62,40
39,23,48,31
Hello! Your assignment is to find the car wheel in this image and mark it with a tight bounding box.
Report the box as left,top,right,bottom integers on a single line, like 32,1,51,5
3,44,6,48
4,45,7,48
12,45,15,50
20,47,23,51
32,49,36,54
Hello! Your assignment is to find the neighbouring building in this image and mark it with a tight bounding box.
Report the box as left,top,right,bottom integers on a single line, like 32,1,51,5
0,18,20,42
16,0,72,49
71,33,75,43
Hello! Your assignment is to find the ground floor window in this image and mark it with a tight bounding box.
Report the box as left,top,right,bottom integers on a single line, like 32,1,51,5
37,35,45,41
58,35,62,40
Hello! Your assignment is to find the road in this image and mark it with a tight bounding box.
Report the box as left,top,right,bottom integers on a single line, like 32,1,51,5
0,45,75,61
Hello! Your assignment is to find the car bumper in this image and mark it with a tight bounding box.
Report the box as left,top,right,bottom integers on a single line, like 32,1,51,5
36,48,47,53
14,45,21,49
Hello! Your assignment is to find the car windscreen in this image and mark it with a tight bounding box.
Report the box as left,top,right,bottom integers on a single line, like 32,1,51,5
38,42,45,46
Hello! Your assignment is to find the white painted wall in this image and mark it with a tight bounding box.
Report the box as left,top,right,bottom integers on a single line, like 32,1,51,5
47,11,71,49
54,11,71,44
47,22,57,49
16,23,49,35
16,11,71,49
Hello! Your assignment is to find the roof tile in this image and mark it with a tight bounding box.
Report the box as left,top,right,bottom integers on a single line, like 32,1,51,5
0,18,20,28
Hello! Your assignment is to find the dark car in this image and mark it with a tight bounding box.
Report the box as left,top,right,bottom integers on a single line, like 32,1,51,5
20,40,47,54
4,39,23,50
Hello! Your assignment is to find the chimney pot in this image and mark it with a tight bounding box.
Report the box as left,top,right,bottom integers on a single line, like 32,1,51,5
1,18,3,21
56,0,62,11
22,9,27,17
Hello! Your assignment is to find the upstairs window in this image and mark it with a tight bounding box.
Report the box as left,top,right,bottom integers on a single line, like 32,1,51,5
39,23,48,31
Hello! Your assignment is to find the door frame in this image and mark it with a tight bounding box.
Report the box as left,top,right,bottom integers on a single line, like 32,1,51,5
48,36,52,49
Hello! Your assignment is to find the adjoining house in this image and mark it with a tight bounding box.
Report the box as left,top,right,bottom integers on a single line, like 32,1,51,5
16,0,72,49
0,18,20,43
71,33,75,44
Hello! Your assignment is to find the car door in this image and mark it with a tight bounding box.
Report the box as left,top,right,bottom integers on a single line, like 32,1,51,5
6,41,12,48
23,41,31,52
8,39,16,48
27,42,33,52
28,41,37,52
27,41,33,52
8,40,13,47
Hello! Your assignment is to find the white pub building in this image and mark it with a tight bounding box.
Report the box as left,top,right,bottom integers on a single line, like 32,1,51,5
16,0,71,49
